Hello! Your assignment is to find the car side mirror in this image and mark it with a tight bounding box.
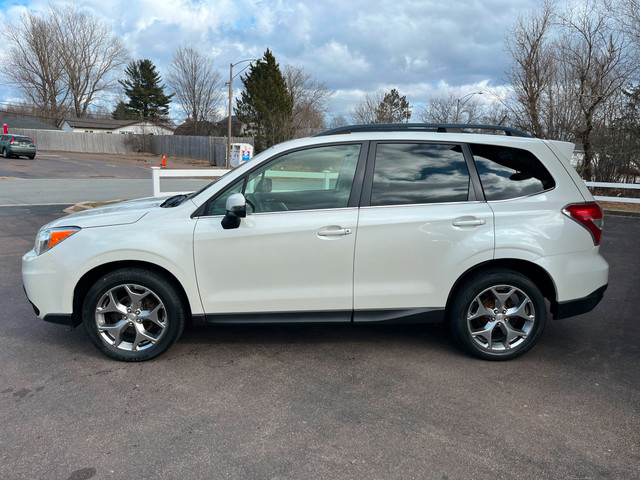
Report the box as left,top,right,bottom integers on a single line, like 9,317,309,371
221,193,246,229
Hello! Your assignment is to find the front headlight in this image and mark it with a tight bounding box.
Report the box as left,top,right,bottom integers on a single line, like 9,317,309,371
34,227,81,256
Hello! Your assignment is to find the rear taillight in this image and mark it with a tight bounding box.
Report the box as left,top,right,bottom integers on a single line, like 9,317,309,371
563,202,603,245
9,136,14,144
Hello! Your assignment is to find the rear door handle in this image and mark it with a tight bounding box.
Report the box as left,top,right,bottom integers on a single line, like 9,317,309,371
317,227,352,237
452,218,486,227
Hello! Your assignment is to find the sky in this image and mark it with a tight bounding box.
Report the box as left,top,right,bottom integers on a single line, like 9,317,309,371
0,0,541,121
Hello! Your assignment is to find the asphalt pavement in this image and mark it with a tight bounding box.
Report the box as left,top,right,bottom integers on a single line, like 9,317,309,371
0,153,212,205
0,155,638,480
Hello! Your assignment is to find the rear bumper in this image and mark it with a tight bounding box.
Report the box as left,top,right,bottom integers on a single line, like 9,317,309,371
9,147,36,155
552,284,608,319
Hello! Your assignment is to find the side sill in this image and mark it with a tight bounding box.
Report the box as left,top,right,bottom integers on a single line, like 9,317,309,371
204,311,351,324
201,309,446,325
552,284,608,320
354,308,445,324
44,313,81,328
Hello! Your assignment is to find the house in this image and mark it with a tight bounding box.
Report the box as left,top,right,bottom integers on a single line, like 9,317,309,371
58,117,175,135
0,117,61,131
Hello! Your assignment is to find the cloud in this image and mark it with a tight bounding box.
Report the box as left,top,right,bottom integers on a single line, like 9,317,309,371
0,0,539,117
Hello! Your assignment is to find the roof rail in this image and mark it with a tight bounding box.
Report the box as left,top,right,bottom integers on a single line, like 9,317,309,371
315,123,532,138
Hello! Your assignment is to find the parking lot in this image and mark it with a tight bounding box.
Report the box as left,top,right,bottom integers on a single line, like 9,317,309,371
0,155,639,479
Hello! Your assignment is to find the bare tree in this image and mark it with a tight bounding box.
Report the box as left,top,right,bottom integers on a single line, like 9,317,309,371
284,65,331,137
612,0,640,46
167,46,224,135
505,0,557,138
351,91,384,124
49,4,128,117
328,115,349,129
0,10,68,124
558,0,638,178
418,92,483,124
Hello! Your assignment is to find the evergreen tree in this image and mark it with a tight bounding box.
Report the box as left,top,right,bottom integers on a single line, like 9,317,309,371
375,88,411,123
235,49,293,151
111,100,137,120
119,59,173,123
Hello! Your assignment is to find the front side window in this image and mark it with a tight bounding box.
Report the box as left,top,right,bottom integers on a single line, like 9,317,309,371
205,144,361,215
470,143,555,201
370,143,470,206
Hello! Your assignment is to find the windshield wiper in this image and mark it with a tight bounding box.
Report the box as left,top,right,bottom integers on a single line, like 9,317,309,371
160,194,189,208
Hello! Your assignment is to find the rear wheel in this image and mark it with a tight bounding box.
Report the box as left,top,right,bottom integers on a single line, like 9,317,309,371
449,270,547,360
82,268,186,361
28,155,35,160
2,148,8,158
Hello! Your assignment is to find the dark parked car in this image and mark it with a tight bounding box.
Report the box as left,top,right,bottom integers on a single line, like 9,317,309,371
0,134,36,159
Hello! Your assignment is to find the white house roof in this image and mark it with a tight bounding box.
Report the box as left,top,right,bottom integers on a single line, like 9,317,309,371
59,117,175,131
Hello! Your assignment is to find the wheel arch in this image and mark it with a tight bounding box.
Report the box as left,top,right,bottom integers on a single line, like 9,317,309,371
445,259,558,314
72,260,193,326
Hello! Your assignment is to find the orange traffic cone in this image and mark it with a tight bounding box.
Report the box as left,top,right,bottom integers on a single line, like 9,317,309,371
157,155,166,167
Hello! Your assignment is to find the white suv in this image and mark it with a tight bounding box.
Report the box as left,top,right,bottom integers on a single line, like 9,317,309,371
22,124,609,361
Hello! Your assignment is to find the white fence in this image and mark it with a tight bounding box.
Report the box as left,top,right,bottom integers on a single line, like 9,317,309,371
151,167,340,197
151,166,230,196
585,182,640,204
151,167,640,204
11,128,252,163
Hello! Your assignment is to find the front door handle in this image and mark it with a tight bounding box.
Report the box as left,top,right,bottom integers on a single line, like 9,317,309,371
452,218,486,227
317,227,352,237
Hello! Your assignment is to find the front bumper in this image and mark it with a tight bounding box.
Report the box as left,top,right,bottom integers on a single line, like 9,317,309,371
22,249,78,322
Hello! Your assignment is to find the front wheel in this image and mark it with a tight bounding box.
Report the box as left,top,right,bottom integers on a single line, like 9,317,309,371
82,268,186,361
448,270,547,360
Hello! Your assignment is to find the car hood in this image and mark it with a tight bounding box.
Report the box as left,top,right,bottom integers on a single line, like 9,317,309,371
46,196,171,229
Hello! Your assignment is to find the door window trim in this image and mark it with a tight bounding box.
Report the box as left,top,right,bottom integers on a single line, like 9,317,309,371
193,141,370,218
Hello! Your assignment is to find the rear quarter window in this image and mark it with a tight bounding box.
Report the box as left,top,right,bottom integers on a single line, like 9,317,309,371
470,143,555,201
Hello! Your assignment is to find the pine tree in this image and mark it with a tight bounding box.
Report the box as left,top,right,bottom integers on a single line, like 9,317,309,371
235,49,294,151
375,89,411,123
119,59,173,123
111,101,137,120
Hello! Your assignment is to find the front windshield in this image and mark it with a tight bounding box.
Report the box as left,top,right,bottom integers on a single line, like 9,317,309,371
188,148,272,199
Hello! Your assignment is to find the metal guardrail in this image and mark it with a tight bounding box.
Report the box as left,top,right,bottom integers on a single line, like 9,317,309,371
151,167,640,203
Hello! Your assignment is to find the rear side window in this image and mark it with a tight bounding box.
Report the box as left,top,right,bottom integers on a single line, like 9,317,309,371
470,144,555,201
370,143,470,206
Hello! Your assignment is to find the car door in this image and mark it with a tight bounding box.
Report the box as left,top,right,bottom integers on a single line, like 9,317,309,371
353,142,495,321
193,143,365,321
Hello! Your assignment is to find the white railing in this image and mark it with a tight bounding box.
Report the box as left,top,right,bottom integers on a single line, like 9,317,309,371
151,166,339,197
585,181,640,204
151,166,230,196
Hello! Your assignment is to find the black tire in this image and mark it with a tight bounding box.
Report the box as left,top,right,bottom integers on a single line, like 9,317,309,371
28,155,35,160
448,269,547,361
2,148,8,158
82,268,186,361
